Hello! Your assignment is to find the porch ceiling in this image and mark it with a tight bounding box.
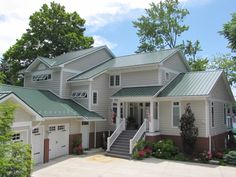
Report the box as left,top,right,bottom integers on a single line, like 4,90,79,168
112,86,162,98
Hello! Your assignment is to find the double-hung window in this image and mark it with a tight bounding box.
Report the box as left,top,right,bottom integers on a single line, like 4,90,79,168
92,91,98,105
110,75,120,87
172,102,180,127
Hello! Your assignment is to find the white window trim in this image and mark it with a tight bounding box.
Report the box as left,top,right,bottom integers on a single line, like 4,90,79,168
32,70,52,82
92,91,98,105
171,101,181,128
109,74,121,87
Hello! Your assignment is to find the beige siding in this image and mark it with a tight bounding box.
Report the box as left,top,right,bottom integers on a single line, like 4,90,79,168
65,49,112,71
163,53,188,72
121,70,159,87
71,85,89,109
209,101,227,136
14,107,33,122
91,74,110,132
24,70,61,96
61,71,76,98
161,69,178,85
159,100,206,137
210,77,232,102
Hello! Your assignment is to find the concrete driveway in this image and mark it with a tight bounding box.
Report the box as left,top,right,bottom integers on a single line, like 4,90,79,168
32,153,236,177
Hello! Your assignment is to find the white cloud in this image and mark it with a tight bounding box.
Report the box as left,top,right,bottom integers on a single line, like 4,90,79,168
93,35,117,49
0,0,203,56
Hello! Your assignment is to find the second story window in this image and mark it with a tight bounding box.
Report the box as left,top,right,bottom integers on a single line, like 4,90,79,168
71,91,88,99
92,91,98,105
32,73,51,81
110,75,120,87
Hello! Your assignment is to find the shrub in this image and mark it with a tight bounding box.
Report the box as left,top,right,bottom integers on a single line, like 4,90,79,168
223,151,236,165
132,140,152,160
152,139,178,159
198,151,212,161
173,153,187,161
212,151,224,159
180,103,198,154
72,139,83,155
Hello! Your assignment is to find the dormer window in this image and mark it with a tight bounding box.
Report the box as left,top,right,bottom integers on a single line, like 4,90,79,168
32,71,52,82
71,91,88,99
110,75,120,87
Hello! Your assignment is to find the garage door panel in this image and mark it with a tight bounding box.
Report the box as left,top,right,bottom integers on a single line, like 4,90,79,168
48,124,69,160
32,127,44,164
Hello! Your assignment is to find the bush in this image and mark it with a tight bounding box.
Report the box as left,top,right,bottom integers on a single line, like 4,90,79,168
132,140,152,160
152,139,178,159
173,153,187,161
212,151,224,159
72,139,83,155
223,151,236,165
198,151,212,161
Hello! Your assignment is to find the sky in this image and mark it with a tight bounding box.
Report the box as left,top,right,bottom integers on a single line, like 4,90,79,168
0,0,235,59
0,0,236,96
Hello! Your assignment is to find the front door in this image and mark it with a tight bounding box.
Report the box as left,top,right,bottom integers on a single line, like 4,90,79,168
81,121,90,149
138,103,144,126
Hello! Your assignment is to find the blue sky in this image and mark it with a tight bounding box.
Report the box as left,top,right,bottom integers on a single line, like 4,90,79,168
86,0,236,58
0,0,235,59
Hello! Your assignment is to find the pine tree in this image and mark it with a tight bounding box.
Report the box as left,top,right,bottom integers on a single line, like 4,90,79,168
180,103,198,154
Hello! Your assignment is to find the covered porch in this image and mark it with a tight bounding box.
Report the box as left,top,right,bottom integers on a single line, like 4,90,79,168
111,86,162,134
107,86,162,157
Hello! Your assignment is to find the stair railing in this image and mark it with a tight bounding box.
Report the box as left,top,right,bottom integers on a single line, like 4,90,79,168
107,118,126,151
129,119,148,154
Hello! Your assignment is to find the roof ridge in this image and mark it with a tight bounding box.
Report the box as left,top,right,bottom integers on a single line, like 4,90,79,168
185,70,223,74
115,48,179,59
53,45,105,59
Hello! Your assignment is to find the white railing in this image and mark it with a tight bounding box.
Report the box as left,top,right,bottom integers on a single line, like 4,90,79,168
129,119,148,154
107,118,126,151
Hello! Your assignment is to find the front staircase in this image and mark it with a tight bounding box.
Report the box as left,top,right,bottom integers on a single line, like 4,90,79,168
106,130,137,159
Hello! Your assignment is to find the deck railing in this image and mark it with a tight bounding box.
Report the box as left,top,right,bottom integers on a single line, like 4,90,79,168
107,118,126,151
129,119,148,154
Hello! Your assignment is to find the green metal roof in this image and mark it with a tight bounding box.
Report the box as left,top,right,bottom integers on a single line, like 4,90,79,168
38,46,106,67
68,48,179,82
111,48,179,69
68,59,114,81
0,84,103,119
112,86,163,97
158,70,223,97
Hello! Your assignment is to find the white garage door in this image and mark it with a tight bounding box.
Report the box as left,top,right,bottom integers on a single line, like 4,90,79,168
32,127,44,164
48,124,69,160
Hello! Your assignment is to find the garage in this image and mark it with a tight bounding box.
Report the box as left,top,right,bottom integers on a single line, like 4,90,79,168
48,124,69,160
32,126,44,164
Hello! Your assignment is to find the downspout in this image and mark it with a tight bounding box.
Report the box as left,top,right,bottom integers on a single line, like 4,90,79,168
205,99,211,153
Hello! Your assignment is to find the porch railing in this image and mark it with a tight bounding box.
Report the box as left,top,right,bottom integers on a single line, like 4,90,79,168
129,119,148,154
107,118,126,151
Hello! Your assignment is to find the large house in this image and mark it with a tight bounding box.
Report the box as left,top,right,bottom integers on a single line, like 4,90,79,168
0,46,234,162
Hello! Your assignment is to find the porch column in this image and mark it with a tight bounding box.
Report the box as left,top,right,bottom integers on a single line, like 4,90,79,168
94,122,96,148
149,101,155,133
125,102,128,118
116,101,121,128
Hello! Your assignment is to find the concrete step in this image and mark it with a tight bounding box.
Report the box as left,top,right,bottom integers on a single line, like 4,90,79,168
106,150,131,159
110,146,129,152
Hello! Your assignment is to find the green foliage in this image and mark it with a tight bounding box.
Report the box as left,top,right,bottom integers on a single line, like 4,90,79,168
133,0,189,53
209,54,236,86
173,152,187,161
182,40,202,61
220,13,236,52
223,151,236,165
198,151,212,161
72,138,83,155
2,2,93,85
0,102,32,176
189,58,208,71
152,139,178,159
180,103,198,154
132,140,152,160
